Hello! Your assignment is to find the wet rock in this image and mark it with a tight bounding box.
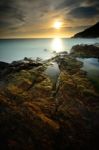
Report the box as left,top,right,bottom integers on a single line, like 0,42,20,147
56,56,83,75
71,44,99,58
0,62,10,79
0,54,99,149
0,61,9,69
10,59,42,71
0,58,43,80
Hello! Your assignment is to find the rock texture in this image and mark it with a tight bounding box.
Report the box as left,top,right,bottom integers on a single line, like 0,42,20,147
71,44,99,58
0,53,99,150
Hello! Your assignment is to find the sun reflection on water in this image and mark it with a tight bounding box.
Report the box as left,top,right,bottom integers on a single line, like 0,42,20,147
51,38,63,52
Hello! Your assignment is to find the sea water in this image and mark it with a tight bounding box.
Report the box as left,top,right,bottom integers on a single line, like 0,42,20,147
0,38,99,63
0,38,99,87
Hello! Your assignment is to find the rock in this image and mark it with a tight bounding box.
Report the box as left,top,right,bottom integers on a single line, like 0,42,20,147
0,54,99,149
0,61,9,69
0,61,10,79
71,44,99,58
0,59,43,79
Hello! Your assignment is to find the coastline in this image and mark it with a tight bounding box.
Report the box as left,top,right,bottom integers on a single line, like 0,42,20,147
0,44,99,149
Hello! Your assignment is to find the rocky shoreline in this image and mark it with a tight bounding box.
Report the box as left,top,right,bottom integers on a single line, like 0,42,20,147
0,45,99,149
71,44,99,58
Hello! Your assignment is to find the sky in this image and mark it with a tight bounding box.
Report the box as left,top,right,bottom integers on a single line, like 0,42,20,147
0,0,99,38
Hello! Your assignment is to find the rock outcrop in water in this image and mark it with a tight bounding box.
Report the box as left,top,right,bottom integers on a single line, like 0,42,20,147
0,51,99,149
71,44,99,58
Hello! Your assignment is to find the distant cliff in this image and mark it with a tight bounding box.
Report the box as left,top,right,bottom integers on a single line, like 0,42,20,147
73,22,99,38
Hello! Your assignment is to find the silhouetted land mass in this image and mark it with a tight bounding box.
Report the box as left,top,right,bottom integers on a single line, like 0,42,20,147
73,22,99,38
0,45,99,150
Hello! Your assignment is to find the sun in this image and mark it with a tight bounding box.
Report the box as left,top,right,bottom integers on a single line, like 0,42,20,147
54,21,62,29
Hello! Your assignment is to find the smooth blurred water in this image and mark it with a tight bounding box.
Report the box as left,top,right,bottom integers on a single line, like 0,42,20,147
0,38,99,63
45,62,60,85
77,58,99,88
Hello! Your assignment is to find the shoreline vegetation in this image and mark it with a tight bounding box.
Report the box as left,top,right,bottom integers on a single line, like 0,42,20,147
0,44,99,149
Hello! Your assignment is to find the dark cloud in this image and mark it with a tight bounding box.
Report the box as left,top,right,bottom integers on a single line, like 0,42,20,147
68,6,99,18
0,0,17,14
56,0,81,10
85,0,99,6
0,0,25,29
56,0,99,11
0,21,12,28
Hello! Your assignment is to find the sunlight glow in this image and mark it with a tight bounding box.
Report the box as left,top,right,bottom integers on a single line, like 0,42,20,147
51,38,63,52
54,21,62,29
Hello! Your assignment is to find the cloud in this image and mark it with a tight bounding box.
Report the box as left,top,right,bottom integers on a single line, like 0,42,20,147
0,0,25,29
85,0,99,6
0,20,12,28
68,6,99,18
56,0,79,9
0,0,61,29
0,0,98,38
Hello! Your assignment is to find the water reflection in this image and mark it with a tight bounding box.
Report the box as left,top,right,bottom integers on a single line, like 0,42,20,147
0,38,99,62
45,62,60,85
51,38,63,52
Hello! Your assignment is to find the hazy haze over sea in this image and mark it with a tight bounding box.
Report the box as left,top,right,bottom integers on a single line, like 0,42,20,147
0,38,99,63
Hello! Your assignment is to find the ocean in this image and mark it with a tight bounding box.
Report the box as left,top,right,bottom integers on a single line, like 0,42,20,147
0,37,99,88
0,38,99,63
